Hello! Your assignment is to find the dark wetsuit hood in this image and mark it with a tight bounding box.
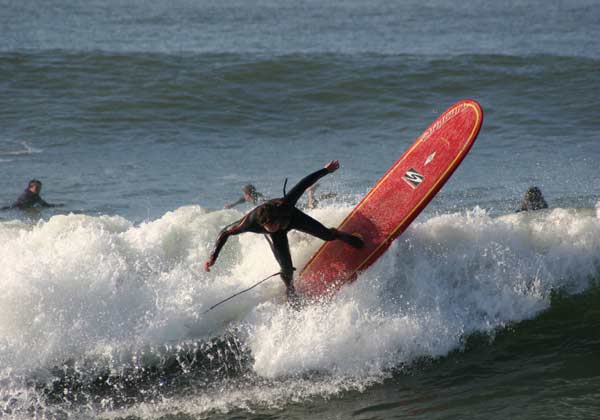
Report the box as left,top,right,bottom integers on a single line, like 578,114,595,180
518,186,548,212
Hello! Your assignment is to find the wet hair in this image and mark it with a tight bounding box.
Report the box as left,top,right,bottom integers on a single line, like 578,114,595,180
256,202,280,225
28,179,42,188
521,186,548,211
243,184,256,195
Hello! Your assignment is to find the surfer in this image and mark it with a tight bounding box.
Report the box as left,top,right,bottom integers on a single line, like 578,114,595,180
204,160,364,302
306,183,337,210
1,179,62,210
224,184,265,209
516,186,548,212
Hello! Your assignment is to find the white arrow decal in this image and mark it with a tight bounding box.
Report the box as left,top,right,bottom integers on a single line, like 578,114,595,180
425,151,436,166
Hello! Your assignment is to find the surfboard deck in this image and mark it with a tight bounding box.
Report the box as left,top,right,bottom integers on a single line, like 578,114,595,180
296,99,484,298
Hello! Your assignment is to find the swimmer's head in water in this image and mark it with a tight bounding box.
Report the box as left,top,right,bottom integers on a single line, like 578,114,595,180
28,179,42,193
522,186,548,211
243,184,257,201
243,184,256,195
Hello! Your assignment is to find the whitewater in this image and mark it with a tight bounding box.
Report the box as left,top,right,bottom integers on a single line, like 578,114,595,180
1,202,599,418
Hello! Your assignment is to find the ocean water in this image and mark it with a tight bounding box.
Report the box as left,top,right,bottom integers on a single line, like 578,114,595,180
1,1,600,419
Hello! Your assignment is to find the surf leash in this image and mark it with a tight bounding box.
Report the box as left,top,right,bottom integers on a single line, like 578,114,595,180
202,271,282,315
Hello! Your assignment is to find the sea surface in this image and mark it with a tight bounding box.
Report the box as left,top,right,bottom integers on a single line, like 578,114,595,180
1,1,600,419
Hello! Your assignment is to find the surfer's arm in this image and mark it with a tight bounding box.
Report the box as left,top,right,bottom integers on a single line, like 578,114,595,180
1,197,21,210
224,197,246,209
11,191,31,209
37,197,59,208
284,161,339,206
204,214,256,271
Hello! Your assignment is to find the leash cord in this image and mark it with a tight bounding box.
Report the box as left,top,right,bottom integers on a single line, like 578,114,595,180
202,271,282,314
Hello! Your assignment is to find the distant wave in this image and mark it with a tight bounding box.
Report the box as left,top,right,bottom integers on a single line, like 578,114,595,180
2,52,599,138
2,0,599,59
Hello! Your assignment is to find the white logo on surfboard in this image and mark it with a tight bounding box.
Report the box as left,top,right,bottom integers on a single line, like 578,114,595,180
403,168,424,188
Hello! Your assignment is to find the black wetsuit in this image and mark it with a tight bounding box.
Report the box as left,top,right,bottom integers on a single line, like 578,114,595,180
2,189,54,210
209,168,360,297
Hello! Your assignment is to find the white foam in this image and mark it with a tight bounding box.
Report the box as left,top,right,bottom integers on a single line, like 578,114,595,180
246,206,600,378
0,207,242,369
1,204,600,416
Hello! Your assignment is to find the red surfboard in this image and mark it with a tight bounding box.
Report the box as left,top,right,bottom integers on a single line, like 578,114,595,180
296,99,483,298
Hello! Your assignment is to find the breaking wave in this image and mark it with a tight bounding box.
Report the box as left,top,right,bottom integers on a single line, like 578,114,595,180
1,204,599,418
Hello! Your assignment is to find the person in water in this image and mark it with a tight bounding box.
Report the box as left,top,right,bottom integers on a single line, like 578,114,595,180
1,179,62,210
224,184,265,209
516,186,548,212
205,160,363,301
306,183,337,210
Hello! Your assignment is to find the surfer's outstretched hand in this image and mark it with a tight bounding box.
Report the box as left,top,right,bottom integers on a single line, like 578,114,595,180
325,160,339,173
204,257,215,272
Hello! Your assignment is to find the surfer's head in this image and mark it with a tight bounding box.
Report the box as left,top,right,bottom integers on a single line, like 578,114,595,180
28,179,42,194
257,202,282,232
521,186,548,211
243,184,257,201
